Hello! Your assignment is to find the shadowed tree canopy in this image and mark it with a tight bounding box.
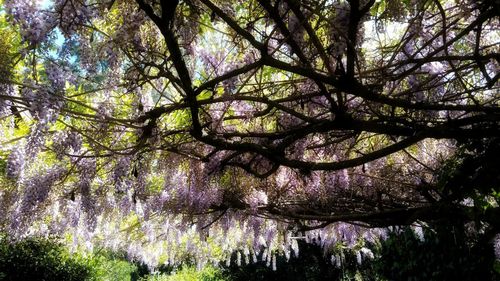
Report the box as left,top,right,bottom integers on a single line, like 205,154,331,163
0,0,499,268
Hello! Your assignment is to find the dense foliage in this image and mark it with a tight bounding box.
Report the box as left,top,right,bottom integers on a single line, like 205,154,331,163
0,235,95,281
372,226,496,281
0,0,498,270
0,234,155,281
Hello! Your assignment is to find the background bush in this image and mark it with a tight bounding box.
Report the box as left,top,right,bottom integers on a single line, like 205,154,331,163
370,225,498,281
0,235,143,281
0,235,94,281
140,266,228,281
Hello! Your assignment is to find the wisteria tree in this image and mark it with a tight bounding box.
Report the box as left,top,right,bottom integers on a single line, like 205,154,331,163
0,0,499,269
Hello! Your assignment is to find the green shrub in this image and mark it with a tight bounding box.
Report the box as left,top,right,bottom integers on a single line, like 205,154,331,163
91,250,140,281
0,235,94,281
0,235,145,281
140,265,228,281
371,225,497,281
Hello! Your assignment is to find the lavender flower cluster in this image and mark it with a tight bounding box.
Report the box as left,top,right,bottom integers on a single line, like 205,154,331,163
113,8,147,48
21,83,64,122
52,131,83,159
6,147,25,180
0,84,14,118
45,62,73,91
18,166,66,220
23,79,66,159
5,0,56,45
76,158,99,230
54,0,98,36
112,156,132,191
